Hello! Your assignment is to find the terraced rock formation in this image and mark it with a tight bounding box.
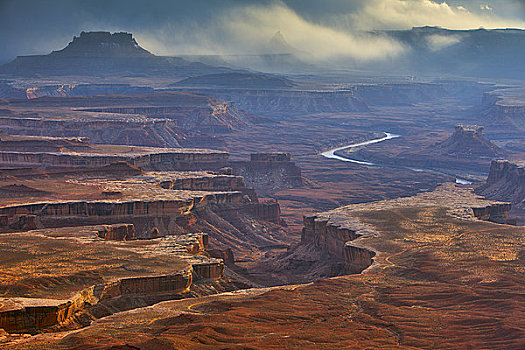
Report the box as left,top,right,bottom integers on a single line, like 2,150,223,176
0,134,298,337
0,226,228,334
0,136,303,194
0,84,267,153
7,183,524,349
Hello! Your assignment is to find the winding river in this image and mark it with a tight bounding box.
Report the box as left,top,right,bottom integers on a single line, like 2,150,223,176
321,132,472,184
321,132,400,165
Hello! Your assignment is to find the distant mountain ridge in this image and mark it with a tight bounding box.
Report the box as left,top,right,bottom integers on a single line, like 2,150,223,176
173,72,295,89
378,26,525,79
3,28,525,80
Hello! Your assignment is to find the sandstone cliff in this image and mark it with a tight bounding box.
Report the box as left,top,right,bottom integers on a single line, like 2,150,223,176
231,153,303,193
476,160,525,223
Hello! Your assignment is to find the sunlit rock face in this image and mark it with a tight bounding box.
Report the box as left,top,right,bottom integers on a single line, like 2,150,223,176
477,160,525,222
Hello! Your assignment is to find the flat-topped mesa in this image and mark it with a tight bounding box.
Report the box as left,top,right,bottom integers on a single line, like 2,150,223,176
53,31,153,58
0,31,236,77
0,145,229,171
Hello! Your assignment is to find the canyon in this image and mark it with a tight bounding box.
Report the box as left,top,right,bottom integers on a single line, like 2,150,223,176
0,136,296,336
6,183,524,349
0,30,525,349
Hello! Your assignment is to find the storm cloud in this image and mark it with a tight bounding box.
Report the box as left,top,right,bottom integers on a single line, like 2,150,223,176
0,0,524,64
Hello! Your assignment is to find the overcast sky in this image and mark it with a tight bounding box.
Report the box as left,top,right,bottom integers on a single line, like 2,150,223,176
1,0,524,63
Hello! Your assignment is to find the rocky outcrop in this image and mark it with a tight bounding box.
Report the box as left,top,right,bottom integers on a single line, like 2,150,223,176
435,124,505,158
242,201,281,224
81,101,248,134
480,89,525,140
0,190,243,234
161,174,246,192
0,270,193,334
0,214,38,231
471,203,515,225
231,153,303,193
192,261,224,280
476,160,525,212
302,215,374,274
0,301,71,334
97,223,136,241
98,271,192,300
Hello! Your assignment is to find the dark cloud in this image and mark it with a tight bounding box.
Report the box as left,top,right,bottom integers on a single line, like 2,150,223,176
0,0,270,63
0,0,523,64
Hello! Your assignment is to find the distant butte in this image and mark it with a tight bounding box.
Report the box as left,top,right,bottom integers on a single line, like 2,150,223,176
52,31,153,58
0,31,237,77
435,124,505,158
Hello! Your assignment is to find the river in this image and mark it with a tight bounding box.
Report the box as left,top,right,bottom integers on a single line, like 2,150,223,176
320,132,472,184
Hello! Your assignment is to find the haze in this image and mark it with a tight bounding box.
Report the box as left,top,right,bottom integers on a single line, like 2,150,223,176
1,0,525,64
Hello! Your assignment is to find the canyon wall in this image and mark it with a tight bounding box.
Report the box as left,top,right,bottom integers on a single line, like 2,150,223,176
184,89,369,114
481,90,525,141
0,149,229,170
0,192,244,235
0,116,184,148
231,153,303,193
82,101,247,134
476,160,525,213
302,215,375,274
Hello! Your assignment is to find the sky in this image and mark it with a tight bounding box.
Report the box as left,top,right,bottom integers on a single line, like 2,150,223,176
0,0,524,64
